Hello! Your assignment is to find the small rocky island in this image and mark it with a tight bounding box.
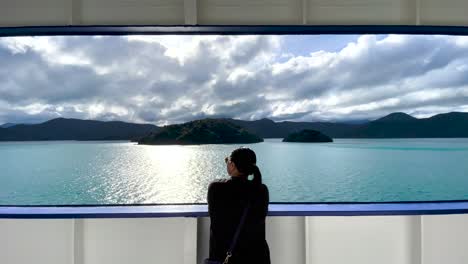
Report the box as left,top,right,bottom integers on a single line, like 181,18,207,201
138,119,264,145
283,129,333,143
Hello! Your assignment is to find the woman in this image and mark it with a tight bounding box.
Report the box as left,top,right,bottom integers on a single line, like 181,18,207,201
207,147,270,264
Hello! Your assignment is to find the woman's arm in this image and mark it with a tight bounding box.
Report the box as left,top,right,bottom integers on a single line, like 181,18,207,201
261,184,270,217
207,181,219,217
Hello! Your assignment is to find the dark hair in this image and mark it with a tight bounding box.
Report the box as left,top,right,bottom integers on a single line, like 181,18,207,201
230,147,262,185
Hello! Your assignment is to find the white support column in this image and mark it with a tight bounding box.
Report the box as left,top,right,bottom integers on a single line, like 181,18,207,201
197,217,211,264
302,0,308,25
72,219,84,264
183,217,198,264
66,0,73,25
410,216,423,264
415,0,421,25
184,0,198,25
68,0,82,25
305,216,311,264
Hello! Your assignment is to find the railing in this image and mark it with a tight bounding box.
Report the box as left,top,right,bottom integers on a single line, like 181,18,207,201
2,201,468,218
1,202,468,264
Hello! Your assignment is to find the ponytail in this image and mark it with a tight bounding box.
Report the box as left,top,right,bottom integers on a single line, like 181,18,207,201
251,164,262,185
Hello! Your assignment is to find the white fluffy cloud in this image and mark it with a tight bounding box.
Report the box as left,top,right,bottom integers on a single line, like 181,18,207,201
1,34,468,125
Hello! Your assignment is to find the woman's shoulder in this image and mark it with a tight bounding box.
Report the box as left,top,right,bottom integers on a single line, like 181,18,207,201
207,179,230,203
258,183,269,196
249,182,269,198
208,178,229,190
252,182,268,191
208,179,268,191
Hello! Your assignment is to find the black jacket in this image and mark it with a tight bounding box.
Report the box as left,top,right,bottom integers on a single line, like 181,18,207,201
208,176,270,264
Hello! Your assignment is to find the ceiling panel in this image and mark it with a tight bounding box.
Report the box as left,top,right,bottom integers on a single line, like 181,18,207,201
421,0,468,26
1,0,468,27
0,0,69,26
195,0,302,25
80,0,184,25
306,0,416,25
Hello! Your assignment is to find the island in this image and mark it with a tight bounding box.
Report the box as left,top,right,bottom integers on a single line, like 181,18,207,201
138,119,264,145
282,129,333,143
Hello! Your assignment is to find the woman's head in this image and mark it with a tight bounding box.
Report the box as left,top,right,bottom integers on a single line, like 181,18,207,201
225,147,262,185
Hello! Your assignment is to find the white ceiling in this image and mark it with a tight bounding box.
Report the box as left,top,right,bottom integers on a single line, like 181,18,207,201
0,0,467,27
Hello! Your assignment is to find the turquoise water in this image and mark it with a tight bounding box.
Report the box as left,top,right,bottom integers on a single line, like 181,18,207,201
1,139,468,205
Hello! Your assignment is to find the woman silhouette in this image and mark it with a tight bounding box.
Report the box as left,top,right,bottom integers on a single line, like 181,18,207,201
207,147,270,264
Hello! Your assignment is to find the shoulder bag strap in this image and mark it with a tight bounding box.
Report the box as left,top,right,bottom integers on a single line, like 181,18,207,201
223,189,253,264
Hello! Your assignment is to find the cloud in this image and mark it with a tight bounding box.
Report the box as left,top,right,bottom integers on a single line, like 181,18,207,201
1,34,468,125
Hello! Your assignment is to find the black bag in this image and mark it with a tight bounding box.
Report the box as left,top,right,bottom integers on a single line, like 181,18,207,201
204,199,251,264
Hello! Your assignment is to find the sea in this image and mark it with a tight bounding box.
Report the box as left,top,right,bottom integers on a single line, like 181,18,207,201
1,138,468,205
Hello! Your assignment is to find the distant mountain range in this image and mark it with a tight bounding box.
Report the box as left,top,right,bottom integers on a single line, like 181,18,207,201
0,118,158,141
1,112,468,141
229,112,468,138
0,123,16,128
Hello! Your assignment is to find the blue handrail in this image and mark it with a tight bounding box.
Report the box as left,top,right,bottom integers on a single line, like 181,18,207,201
2,202,468,219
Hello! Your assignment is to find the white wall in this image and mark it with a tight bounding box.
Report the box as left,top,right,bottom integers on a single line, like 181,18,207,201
1,215,468,264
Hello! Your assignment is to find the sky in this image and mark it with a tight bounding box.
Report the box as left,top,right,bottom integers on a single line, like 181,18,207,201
1,34,468,126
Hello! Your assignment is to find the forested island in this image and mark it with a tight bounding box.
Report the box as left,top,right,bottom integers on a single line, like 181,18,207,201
137,119,263,145
283,129,333,143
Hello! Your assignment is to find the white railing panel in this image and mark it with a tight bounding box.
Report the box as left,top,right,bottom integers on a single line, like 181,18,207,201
305,216,421,264
80,218,195,264
422,214,468,264
2,214,468,264
0,219,74,264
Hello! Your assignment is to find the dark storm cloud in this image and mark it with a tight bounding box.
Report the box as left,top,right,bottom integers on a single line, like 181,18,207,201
1,34,468,125
211,70,270,101
0,105,88,124
0,42,106,104
181,40,222,84
137,110,159,123
211,96,271,120
268,111,311,121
